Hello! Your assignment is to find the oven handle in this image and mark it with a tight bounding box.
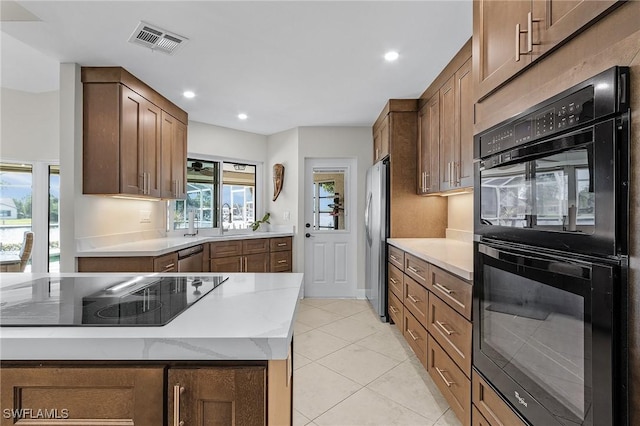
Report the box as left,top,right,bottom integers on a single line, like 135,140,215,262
478,243,591,280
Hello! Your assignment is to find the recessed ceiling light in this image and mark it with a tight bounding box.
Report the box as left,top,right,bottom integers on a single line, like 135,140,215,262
183,91,195,98
238,113,248,120
384,51,399,62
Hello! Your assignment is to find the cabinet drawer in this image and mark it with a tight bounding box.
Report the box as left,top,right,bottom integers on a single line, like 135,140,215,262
243,238,269,255
428,294,472,377
388,291,403,333
270,237,292,252
472,406,492,426
388,245,405,270
405,253,429,286
210,256,242,272
472,370,527,426
153,252,178,272
388,264,404,300
428,264,472,320
270,251,292,272
428,335,471,426
403,310,428,369
210,240,243,258
404,276,428,327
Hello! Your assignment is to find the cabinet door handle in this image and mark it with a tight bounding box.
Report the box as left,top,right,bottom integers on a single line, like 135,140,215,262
277,243,287,247
515,23,528,62
434,282,454,295
173,385,185,426
435,367,455,387
527,12,542,53
426,172,430,191
389,306,398,314
277,260,287,264
389,277,398,284
407,329,419,341
164,263,175,270
436,320,455,335
407,294,420,304
407,265,420,274
390,254,398,261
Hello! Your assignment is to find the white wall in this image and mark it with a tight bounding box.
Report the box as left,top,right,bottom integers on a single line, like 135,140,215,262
0,88,59,161
188,121,267,162
297,127,372,294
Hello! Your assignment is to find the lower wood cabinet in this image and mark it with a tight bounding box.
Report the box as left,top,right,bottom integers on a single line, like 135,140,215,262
388,290,404,333
168,366,266,426
428,294,472,377
403,310,428,369
428,335,471,426
78,253,179,272
472,370,527,426
472,405,492,426
210,237,292,273
1,357,292,426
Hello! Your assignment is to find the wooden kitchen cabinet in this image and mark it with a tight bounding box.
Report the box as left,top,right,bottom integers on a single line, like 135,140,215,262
210,237,293,273
0,366,165,425
472,370,527,426
82,67,187,199
161,111,187,199
417,94,440,194
373,114,390,162
153,251,178,273
168,366,266,426
473,0,620,100
78,251,178,273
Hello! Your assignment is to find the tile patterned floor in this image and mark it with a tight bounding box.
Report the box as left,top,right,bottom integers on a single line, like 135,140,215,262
293,298,462,426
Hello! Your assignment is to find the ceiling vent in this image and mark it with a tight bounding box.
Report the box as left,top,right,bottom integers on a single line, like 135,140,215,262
128,21,188,55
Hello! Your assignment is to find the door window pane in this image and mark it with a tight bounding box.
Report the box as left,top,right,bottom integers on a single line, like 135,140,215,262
312,170,346,231
49,165,60,272
0,163,33,270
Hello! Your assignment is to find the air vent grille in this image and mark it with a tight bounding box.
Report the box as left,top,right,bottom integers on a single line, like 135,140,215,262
128,21,187,55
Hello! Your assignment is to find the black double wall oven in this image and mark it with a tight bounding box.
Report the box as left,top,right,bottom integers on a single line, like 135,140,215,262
473,67,629,426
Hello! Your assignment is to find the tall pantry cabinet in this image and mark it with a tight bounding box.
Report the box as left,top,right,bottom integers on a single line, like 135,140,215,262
82,67,187,199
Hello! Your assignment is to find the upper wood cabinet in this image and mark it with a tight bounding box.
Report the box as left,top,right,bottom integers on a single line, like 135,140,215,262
417,95,440,194
418,42,472,194
161,111,187,199
82,67,188,199
473,0,620,100
373,116,390,162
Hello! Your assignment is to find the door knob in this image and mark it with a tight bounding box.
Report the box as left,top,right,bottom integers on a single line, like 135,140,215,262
305,223,311,228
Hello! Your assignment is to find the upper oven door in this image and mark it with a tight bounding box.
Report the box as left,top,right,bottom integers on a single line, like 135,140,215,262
474,117,627,258
473,240,618,426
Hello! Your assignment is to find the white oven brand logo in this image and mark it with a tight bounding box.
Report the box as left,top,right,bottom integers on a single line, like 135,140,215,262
2,408,69,420
514,391,528,408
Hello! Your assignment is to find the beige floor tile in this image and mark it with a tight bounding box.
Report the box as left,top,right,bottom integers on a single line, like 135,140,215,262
295,329,350,360
318,299,371,317
318,316,381,342
295,321,314,335
296,307,345,328
294,362,362,420
293,409,312,426
302,298,343,308
314,387,431,426
294,352,313,370
367,360,450,423
317,344,401,385
434,409,462,426
355,328,413,362
349,307,384,324
298,302,316,312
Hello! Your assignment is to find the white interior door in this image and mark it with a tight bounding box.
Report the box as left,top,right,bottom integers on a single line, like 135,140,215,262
304,158,357,298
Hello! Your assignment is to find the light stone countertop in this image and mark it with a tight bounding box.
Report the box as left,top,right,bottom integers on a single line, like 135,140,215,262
0,272,303,361
76,231,294,257
386,238,473,281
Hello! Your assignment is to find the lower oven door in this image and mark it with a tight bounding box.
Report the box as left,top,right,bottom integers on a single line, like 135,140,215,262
473,240,622,426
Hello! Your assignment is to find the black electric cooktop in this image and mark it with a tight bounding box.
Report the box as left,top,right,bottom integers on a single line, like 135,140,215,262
0,275,228,326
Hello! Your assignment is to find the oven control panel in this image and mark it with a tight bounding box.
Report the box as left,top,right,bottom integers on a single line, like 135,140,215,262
479,87,594,158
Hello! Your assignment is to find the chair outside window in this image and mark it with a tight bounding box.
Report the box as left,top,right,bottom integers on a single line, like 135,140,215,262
3,231,34,272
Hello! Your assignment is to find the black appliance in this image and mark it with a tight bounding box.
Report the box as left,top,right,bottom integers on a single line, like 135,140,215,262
0,275,228,326
473,67,629,426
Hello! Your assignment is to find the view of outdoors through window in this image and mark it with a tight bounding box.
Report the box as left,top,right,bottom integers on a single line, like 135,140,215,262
312,170,346,231
0,163,33,271
173,159,256,231
49,165,60,272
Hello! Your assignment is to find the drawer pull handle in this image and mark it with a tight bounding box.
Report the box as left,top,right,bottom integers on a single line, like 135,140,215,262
434,283,453,294
164,263,175,269
390,277,398,284
407,294,420,304
277,260,287,264
436,320,455,335
407,266,420,274
407,329,419,341
390,255,398,261
389,306,398,314
173,384,185,426
277,243,287,247
435,367,455,387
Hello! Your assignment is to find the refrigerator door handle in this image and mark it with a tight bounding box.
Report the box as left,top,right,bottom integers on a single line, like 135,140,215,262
365,192,373,245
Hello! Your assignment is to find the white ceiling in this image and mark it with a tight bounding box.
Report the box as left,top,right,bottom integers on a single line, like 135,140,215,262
1,1,472,136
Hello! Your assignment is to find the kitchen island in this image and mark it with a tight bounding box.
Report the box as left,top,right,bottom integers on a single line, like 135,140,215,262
0,272,302,425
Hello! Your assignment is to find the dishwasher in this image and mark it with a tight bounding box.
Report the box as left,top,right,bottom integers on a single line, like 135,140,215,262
177,245,204,272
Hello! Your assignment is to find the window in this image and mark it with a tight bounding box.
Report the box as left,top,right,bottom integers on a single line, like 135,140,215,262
170,159,257,231
49,165,60,272
0,162,33,270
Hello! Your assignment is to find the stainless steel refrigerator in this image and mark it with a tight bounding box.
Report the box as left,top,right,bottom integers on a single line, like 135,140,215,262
365,158,389,321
